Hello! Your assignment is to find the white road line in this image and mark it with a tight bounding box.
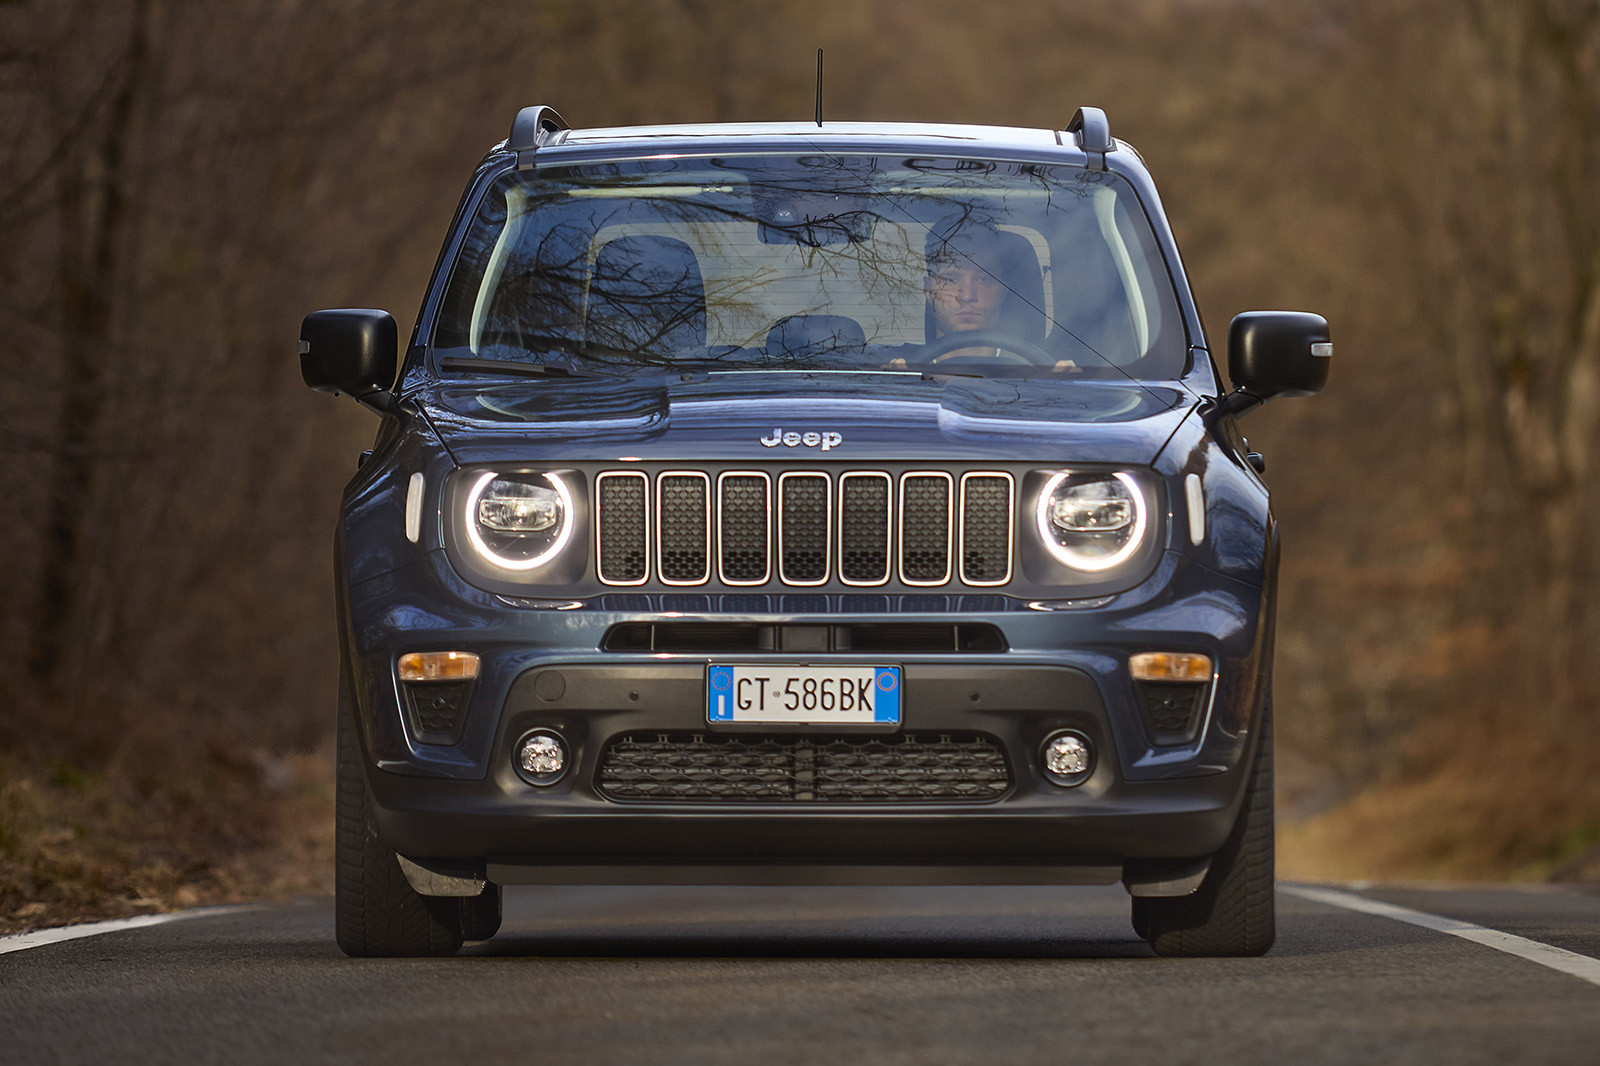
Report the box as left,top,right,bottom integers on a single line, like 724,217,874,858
0,910,210,955
1283,883,1600,989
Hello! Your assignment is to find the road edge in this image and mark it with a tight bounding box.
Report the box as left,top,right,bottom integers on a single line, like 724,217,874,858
1282,883,1600,989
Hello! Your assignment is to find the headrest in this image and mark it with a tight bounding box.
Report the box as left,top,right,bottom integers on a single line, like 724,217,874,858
991,230,1046,345
765,314,867,361
586,235,707,354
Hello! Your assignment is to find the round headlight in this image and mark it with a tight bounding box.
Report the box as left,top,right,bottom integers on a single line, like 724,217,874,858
1035,472,1146,571
465,471,574,570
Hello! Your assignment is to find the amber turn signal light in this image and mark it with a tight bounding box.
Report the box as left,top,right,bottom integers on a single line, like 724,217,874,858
1129,651,1212,682
398,651,480,682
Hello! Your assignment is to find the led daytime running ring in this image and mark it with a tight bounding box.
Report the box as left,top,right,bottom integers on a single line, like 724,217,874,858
1035,471,1147,572
465,470,575,571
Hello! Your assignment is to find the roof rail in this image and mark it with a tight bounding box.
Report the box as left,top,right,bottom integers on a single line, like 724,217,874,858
1067,106,1113,171
509,105,570,165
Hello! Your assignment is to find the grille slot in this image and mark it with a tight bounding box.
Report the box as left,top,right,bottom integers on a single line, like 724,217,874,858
718,473,770,585
959,473,1014,585
596,472,649,584
839,473,891,585
658,472,710,584
597,732,1011,803
900,473,953,585
778,473,831,585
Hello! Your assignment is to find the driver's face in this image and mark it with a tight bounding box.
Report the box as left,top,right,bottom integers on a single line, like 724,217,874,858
926,259,1005,337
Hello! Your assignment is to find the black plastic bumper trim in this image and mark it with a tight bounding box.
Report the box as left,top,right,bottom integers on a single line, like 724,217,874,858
484,862,1123,886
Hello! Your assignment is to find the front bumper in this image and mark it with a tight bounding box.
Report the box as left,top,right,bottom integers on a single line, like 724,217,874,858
342,546,1271,876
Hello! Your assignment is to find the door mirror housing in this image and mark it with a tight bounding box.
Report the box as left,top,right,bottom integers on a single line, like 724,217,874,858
1217,311,1331,418
300,309,398,411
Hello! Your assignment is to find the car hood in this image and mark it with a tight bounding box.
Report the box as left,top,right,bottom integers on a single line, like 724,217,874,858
420,373,1196,466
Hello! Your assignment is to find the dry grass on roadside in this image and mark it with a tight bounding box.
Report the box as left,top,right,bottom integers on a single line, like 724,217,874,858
1279,714,1600,885
0,740,332,936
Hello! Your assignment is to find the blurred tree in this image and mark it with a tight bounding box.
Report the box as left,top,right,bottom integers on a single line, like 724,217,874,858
1386,0,1600,695
25,0,154,682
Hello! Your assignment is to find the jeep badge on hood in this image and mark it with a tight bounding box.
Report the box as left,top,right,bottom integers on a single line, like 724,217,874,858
761,429,843,450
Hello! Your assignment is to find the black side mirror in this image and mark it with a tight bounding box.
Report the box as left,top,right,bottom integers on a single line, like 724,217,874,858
300,309,398,411
1217,311,1331,417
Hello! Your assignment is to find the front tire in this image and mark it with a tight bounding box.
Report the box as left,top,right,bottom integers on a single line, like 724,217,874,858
335,676,465,958
1139,700,1276,957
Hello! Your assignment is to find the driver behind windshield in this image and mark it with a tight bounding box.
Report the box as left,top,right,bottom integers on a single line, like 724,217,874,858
924,225,1017,360
895,223,1070,371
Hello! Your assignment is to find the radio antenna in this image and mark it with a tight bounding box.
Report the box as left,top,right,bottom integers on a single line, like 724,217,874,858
815,48,824,126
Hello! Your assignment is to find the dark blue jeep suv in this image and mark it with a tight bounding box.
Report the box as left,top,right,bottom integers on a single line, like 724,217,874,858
301,105,1329,957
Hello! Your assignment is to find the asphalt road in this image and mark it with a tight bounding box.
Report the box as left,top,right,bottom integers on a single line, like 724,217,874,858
3,882,1599,1065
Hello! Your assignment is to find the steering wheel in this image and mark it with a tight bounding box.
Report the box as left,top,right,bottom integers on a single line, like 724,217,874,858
921,329,1052,367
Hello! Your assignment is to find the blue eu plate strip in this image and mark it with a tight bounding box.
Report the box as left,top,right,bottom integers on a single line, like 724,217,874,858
873,667,900,723
708,664,735,721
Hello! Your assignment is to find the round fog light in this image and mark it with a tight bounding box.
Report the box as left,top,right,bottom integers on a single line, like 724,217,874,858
1042,731,1093,785
515,730,567,785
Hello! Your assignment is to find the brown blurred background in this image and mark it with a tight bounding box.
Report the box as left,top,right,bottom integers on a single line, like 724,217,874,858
3,0,1598,930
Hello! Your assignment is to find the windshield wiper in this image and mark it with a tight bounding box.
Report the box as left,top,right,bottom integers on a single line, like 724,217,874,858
438,356,615,380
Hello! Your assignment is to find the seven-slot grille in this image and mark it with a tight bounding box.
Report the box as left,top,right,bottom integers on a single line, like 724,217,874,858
596,470,1014,588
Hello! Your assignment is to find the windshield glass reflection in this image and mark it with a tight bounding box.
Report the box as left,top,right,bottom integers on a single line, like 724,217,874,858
433,154,1187,380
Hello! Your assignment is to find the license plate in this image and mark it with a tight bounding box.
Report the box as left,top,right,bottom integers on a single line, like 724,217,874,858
706,664,901,725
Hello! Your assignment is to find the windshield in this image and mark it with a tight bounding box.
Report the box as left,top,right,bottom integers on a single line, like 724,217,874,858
433,154,1188,379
